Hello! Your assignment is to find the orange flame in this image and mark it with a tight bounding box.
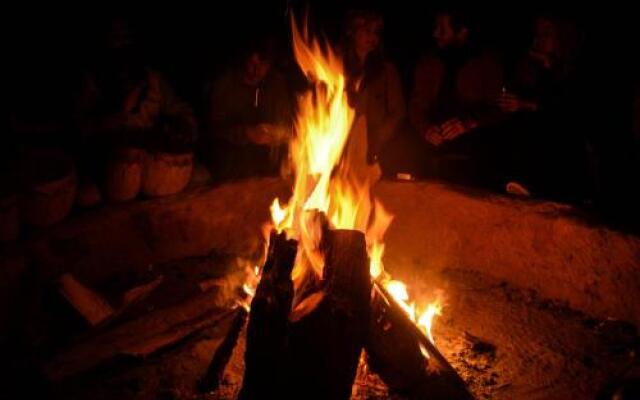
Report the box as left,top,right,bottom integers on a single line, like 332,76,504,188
264,15,443,357
367,200,394,279
270,198,287,232
239,260,261,311
382,279,444,357
271,16,370,288
418,301,443,344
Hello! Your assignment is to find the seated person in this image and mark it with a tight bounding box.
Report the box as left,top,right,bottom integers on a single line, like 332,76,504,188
341,9,406,176
409,7,503,183
205,38,293,180
497,15,590,201
75,19,197,178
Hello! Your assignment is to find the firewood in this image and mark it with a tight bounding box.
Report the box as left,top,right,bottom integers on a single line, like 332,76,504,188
367,281,473,400
44,290,232,382
120,275,164,308
58,273,165,330
198,277,227,293
57,273,115,326
198,307,248,393
119,309,236,359
366,286,431,391
287,229,371,400
239,230,298,399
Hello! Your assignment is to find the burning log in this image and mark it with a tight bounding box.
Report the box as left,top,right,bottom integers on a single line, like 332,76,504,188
366,281,473,400
287,229,371,400
238,230,298,399
198,307,248,393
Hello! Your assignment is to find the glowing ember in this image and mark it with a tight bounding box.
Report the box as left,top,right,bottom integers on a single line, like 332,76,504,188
381,279,443,349
239,262,261,311
270,199,287,232
384,280,415,318
419,301,443,344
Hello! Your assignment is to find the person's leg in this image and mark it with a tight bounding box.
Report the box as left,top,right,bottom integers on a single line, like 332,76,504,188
428,125,509,190
491,113,548,194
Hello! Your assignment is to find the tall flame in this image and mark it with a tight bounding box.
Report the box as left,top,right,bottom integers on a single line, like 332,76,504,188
272,16,371,284
266,15,443,358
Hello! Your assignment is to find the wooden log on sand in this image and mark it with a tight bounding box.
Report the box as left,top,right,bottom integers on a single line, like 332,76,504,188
287,229,371,400
366,282,473,400
238,231,298,399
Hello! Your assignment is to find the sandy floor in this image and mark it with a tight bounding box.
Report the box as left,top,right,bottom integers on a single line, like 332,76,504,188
42,255,639,400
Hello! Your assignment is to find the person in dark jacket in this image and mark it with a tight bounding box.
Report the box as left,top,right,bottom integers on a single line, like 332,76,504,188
409,8,504,184
342,9,406,174
205,38,294,180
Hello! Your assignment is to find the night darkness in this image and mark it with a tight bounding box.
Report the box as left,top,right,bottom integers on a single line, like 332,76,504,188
4,2,639,224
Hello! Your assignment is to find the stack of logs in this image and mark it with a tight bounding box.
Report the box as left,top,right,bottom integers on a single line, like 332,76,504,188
202,227,473,400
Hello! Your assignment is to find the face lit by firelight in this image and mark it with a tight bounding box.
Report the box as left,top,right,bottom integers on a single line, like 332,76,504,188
433,13,468,49
243,53,271,86
353,18,382,60
532,18,560,57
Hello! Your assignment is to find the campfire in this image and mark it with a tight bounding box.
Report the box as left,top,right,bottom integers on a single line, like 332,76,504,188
7,5,640,400
200,17,471,399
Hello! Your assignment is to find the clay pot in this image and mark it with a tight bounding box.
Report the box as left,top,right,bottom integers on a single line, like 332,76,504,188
142,151,193,197
106,148,144,202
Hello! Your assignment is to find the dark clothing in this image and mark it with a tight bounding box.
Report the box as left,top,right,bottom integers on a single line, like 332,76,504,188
76,68,196,144
407,47,504,183
206,69,293,179
348,61,406,165
409,47,504,134
500,54,591,201
75,66,196,181
208,69,293,144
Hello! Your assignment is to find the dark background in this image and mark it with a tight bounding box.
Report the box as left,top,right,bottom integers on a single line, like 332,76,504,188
6,1,635,118
5,1,638,224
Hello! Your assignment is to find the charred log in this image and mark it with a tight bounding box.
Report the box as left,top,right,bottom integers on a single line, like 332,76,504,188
198,307,248,393
288,229,371,400
366,282,473,400
238,230,298,399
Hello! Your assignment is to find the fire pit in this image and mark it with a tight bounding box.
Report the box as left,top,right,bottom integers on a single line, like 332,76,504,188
15,235,637,400
2,13,640,400
198,18,473,399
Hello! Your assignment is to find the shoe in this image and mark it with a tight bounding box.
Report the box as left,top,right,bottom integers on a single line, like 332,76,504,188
506,181,531,197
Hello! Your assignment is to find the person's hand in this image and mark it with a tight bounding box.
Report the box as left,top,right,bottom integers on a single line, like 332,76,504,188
497,92,523,112
246,124,274,145
498,92,537,113
440,118,467,140
267,124,292,144
424,126,444,146
528,49,554,69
